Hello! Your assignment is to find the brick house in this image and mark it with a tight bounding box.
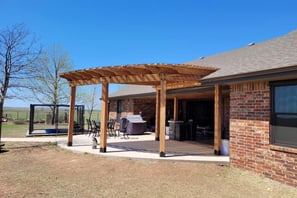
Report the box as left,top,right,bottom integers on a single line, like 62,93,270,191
108,30,297,187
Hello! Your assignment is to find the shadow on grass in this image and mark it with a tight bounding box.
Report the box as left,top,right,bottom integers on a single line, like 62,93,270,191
0,149,9,153
0,143,8,153
0,142,57,153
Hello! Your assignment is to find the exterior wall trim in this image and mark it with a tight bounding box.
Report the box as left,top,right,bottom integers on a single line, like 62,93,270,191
270,145,297,155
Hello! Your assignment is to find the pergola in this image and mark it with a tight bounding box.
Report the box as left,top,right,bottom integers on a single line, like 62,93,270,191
60,63,219,156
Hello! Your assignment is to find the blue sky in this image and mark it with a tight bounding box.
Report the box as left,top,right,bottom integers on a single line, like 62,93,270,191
1,0,297,107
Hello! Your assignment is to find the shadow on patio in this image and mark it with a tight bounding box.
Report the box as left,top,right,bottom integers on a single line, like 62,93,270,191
108,139,214,157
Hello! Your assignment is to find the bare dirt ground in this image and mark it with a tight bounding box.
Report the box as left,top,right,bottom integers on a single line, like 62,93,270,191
0,142,296,198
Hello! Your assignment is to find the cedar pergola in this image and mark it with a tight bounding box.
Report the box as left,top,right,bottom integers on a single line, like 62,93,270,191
60,63,220,156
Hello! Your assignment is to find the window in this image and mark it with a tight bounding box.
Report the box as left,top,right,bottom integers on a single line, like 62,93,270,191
270,80,297,148
117,100,122,114
116,100,123,121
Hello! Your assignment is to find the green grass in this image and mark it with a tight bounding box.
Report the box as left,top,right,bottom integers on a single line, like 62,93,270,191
1,107,101,138
1,122,28,138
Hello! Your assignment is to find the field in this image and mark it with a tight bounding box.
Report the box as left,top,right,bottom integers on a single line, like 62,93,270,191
1,142,297,197
3,107,100,121
1,107,100,138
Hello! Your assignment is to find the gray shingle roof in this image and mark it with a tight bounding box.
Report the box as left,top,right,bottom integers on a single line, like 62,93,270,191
187,30,297,80
110,29,297,97
109,85,155,98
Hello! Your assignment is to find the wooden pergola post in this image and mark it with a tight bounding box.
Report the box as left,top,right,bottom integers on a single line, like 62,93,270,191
159,77,167,157
214,84,222,155
155,89,160,141
100,81,109,152
173,96,178,121
67,86,76,146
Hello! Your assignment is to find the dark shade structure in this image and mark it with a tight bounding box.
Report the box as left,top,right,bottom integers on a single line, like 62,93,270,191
28,104,85,135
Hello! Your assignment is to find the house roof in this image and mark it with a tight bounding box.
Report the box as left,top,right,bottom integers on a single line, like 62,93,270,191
110,29,297,98
187,30,297,83
109,85,156,99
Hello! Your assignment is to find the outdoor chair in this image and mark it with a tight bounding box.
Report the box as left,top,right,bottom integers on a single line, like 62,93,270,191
86,119,99,137
92,120,100,137
107,119,116,136
86,119,94,136
119,117,129,139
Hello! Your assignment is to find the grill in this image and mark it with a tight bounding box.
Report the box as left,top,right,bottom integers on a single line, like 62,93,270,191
126,115,147,135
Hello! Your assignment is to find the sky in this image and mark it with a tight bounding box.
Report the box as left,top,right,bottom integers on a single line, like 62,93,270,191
1,0,297,107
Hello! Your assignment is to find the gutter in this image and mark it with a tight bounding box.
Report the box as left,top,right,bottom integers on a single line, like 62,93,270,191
201,65,297,85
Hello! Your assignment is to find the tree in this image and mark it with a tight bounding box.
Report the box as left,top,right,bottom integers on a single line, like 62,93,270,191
30,44,72,104
29,44,73,126
0,24,41,146
77,85,100,121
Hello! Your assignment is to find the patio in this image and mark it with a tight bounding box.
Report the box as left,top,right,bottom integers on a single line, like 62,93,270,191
58,133,229,163
3,132,229,162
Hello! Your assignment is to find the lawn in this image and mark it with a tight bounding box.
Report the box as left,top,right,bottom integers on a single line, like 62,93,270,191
1,122,28,138
0,142,296,198
1,106,100,138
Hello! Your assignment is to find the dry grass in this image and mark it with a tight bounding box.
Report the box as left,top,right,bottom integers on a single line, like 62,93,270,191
0,142,296,198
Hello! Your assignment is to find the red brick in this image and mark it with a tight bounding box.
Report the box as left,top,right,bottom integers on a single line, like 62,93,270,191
230,81,297,187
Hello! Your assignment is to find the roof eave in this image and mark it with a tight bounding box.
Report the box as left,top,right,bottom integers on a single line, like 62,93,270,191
109,92,156,100
201,65,297,85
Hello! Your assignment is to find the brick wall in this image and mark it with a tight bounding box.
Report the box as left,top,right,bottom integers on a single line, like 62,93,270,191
109,100,117,120
122,99,134,117
109,98,172,128
109,98,155,119
230,81,297,187
109,99,134,121
133,98,156,124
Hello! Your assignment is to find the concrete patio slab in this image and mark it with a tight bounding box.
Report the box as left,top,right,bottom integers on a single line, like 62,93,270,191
2,133,229,163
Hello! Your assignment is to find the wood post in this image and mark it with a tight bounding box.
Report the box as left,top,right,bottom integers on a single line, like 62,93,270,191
214,84,222,155
159,78,166,157
173,97,178,121
155,89,160,141
67,86,76,146
100,81,109,152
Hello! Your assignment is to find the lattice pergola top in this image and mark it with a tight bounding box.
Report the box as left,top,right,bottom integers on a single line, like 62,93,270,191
60,63,218,87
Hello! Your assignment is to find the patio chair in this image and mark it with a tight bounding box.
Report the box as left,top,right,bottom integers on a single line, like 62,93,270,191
119,117,129,139
86,119,94,136
106,119,115,136
92,120,100,137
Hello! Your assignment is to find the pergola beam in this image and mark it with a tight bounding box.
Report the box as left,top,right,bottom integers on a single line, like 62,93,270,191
155,89,160,141
65,72,201,88
61,64,217,87
67,73,161,86
159,77,167,157
67,86,76,146
156,81,201,90
100,81,109,152
214,84,222,155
